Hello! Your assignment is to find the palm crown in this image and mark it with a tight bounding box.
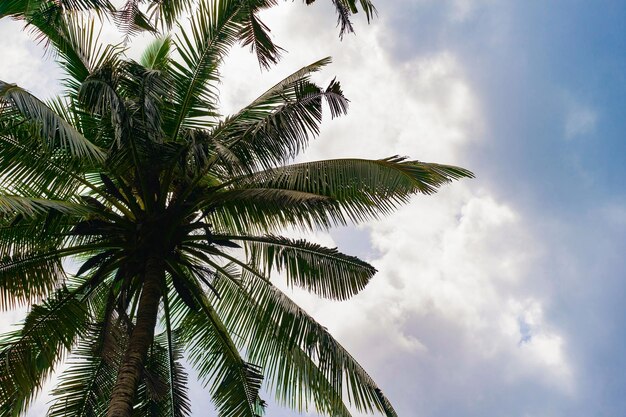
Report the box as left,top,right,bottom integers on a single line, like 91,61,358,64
0,1,473,416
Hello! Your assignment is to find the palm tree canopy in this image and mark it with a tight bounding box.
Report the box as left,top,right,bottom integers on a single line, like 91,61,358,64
1,0,377,52
0,2,473,417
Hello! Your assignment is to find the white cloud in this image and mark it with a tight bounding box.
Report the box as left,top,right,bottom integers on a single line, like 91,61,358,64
564,101,598,139
228,9,575,412
0,21,62,97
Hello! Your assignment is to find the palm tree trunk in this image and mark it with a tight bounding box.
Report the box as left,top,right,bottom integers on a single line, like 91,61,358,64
106,258,164,417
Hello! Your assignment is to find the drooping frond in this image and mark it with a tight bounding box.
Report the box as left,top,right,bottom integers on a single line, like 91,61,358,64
199,187,340,233
48,325,119,417
210,268,396,416
217,234,376,300
0,195,89,218
0,81,105,161
145,0,195,31
0,287,89,416
179,287,265,417
132,331,191,417
303,0,377,38
113,0,156,39
0,248,64,310
0,0,113,19
0,124,84,199
236,0,283,69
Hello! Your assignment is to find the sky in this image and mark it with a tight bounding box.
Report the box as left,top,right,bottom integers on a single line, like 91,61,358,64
1,1,626,416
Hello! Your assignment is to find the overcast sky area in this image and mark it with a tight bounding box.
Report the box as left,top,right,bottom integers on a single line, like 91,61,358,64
1,1,625,417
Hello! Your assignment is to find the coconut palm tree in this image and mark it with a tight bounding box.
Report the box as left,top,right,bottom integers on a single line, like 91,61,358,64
0,2,473,417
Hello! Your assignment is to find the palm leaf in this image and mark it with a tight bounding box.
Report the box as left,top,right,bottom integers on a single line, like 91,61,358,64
304,0,377,38
232,157,474,222
167,0,243,137
179,285,264,417
216,234,376,300
0,0,113,19
236,0,283,69
145,0,195,30
0,249,64,310
0,81,105,161
209,63,348,172
218,270,398,417
198,187,338,233
133,331,191,417
207,267,350,416
48,325,119,417
0,195,89,218
0,287,89,416
140,37,172,71
0,129,83,200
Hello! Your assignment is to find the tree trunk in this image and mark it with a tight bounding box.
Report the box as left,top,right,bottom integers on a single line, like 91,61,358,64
106,258,164,417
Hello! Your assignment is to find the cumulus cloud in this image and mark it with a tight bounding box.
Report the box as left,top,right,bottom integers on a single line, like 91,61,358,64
219,8,574,415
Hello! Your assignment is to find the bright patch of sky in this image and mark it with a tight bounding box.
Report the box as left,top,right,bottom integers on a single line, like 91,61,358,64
1,0,625,416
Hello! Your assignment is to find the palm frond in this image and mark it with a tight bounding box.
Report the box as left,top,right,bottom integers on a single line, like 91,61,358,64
167,0,244,137
303,0,377,38
0,287,89,416
0,195,89,218
0,128,84,200
48,324,119,417
0,81,105,161
180,289,264,417
216,234,376,300
113,0,156,39
232,157,474,223
140,37,172,71
215,270,398,417
0,248,64,310
0,0,113,19
133,331,191,417
146,0,195,30
249,272,397,417
236,0,283,69
0,210,69,255
209,63,348,172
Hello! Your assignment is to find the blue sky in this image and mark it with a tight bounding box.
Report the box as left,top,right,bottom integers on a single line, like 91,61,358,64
1,1,625,416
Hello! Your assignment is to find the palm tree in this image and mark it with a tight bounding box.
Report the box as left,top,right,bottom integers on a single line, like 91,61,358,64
0,2,473,417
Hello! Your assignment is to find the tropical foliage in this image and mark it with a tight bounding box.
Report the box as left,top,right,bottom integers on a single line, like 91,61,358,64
0,0,377,44
0,1,473,416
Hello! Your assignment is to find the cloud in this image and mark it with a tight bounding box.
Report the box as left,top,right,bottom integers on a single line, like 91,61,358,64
221,10,574,414
564,102,598,139
0,21,62,98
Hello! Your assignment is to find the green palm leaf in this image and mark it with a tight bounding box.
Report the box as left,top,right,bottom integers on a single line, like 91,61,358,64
0,287,89,416
0,81,105,161
216,234,376,300
181,298,264,417
48,325,119,417
167,0,242,137
0,195,89,218
209,61,348,172
233,157,474,222
0,249,64,310
0,123,86,199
